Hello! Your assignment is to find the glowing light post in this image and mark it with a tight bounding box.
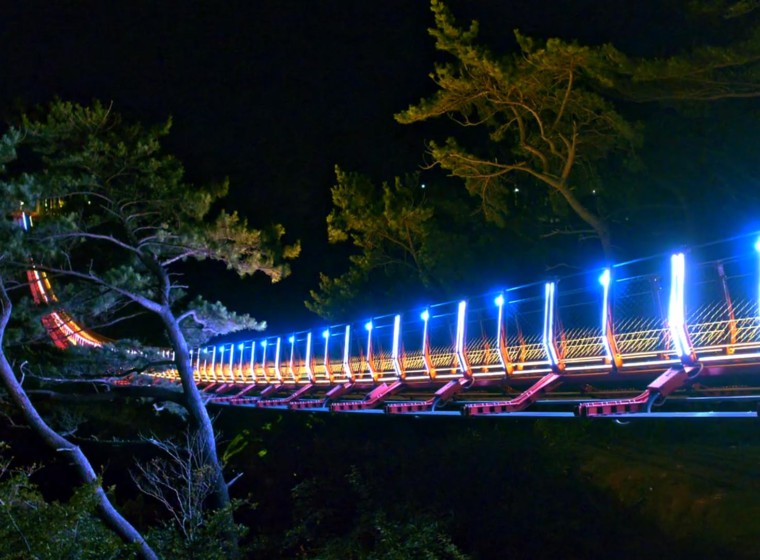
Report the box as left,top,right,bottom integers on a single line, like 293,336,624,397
494,294,514,375
420,309,436,379
668,253,696,365
323,329,334,382
249,341,257,383
219,345,227,382
226,343,234,382
599,269,622,368
455,301,471,378
542,282,563,372
342,325,353,382
260,340,269,382
274,337,283,382
288,335,296,382
756,237,760,318
305,332,314,383
365,321,377,381
202,348,210,381
716,262,737,352
391,314,404,379
237,343,245,382
210,346,218,382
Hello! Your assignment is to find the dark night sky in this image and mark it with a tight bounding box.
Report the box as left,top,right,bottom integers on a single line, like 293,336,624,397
0,1,738,334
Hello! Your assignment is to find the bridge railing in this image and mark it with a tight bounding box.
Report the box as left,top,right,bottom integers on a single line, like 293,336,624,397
183,234,760,390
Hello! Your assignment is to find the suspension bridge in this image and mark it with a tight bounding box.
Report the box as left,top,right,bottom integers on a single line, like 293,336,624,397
16,207,760,419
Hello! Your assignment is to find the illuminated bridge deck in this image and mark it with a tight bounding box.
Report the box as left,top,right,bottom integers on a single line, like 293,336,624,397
141,235,760,418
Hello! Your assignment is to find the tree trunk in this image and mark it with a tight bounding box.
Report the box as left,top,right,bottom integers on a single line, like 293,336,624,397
0,279,158,560
555,180,614,263
159,307,238,540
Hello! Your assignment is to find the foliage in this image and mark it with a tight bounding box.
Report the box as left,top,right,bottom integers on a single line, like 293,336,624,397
308,166,524,319
146,503,248,560
396,1,642,258
132,429,219,544
0,100,298,346
132,428,252,560
395,1,760,261
0,100,301,543
283,467,469,560
308,167,434,319
0,448,135,559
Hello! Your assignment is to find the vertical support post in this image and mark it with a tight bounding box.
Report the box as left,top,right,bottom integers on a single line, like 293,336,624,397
668,253,697,365
599,269,622,368
249,340,257,383
365,321,376,381
274,337,283,381
323,329,333,382
289,335,297,382
494,294,513,375
210,346,218,382
342,325,354,381
227,343,234,382
455,301,471,377
260,340,269,382
755,237,760,320
420,309,436,379
237,344,245,382
716,263,737,353
391,314,404,379
305,332,314,383
542,282,563,372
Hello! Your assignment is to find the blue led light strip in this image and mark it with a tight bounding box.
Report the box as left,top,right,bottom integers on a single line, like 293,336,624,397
365,322,376,379
305,332,313,382
391,314,403,379
342,325,352,380
455,301,470,376
668,253,692,360
274,337,282,381
542,282,560,368
599,269,613,363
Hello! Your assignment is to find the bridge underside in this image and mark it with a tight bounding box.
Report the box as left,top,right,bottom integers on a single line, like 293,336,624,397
138,360,760,419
